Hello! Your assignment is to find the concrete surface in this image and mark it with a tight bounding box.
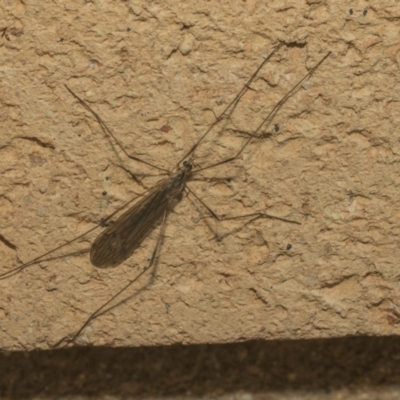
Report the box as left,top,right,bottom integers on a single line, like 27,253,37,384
1,0,400,350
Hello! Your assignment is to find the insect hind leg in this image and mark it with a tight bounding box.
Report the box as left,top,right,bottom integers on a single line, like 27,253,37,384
186,186,300,242
55,210,168,347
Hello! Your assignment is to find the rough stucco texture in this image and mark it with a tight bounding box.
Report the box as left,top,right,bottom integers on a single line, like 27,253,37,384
1,0,400,350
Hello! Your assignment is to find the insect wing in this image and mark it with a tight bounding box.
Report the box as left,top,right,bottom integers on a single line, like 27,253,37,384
90,179,171,268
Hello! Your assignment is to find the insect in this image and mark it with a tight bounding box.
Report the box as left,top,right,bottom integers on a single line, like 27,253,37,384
1,43,330,347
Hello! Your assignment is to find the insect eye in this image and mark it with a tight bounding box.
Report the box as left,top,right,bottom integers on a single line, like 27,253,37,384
182,160,192,171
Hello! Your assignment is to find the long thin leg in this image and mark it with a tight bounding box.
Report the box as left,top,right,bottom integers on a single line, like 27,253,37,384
65,85,169,174
0,187,153,280
54,209,169,348
177,43,284,165
194,51,331,174
186,186,300,241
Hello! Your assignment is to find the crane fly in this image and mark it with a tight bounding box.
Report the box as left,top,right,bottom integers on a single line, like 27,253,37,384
1,43,331,346
89,161,193,268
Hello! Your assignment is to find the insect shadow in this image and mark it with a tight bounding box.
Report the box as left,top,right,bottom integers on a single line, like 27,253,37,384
1,43,330,347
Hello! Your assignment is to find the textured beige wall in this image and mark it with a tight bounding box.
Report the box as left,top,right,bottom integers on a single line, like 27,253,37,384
1,0,400,350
